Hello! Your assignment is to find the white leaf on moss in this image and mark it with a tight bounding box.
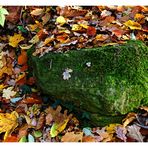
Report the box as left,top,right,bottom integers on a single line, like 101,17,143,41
62,68,73,80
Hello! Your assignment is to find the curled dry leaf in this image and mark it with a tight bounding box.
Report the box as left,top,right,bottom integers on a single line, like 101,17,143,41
122,112,136,127
0,111,19,140
61,132,83,142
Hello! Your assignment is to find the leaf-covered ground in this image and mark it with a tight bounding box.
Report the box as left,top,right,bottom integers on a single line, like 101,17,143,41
0,6,148,142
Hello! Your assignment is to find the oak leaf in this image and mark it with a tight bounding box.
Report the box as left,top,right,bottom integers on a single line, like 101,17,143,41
0,111,19,140
8,33,25,47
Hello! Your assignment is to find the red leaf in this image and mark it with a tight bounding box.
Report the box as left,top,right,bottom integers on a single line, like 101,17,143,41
87,26,96,36
4,135,18,142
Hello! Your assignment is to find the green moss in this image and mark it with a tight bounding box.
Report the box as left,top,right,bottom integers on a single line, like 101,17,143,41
28,40,148,126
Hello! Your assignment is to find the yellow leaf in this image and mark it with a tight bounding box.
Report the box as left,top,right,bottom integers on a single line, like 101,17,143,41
56,16,66,25
0,111,19,140
124,20,141,30
72,24,82,31
50,118,69,137
19,44,33,50
30,8,44,16
29,35,39,44
134,13,145,20
0,66,13,79
61,132,83,142
0,84,7,91
105,124,121,134
8,33,25,47
43,36,54,46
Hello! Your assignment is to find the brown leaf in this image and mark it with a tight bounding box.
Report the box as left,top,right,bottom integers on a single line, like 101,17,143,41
5,6,22,23
99,16,115,26
140,106,148,112
18,124,28,140
58,6,87,17
30,8,44,16
61,132,83,142
46,113,53,125
36,112,45,130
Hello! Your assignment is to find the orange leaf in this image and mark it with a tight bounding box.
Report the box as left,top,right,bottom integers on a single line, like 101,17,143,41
87,26,96,36
18,51,28,65
82,136,96,142
20,97,42,104
122,112,136,127
4,135,18,142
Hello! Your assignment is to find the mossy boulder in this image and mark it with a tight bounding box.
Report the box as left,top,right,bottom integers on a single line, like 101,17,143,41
29,40,148,126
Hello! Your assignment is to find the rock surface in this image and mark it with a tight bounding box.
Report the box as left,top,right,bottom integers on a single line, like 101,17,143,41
29,40,148,126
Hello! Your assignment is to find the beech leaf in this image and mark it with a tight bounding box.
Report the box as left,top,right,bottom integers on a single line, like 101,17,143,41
0,111,19,140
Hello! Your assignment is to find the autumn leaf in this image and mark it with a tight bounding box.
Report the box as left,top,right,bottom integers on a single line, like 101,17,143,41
30,8,44,16
17,51,28,65
2,86,17,99
124,20,141,30
50,118,69,137
61,132,83,142
82,136,96,142
0,66,13,79
8,33,25,47
122,112,136,127
4,135,18,142
0,111,19,140
56,16,66,25
87,26,96,36
29,35,39,44
127,125,143,142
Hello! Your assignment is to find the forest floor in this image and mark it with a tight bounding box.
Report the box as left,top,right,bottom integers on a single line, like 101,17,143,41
0,6,148,142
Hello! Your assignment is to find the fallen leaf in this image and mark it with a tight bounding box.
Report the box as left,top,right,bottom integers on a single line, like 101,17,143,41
87,26,96,36
28,134,35,142
82,136,96,142
19,136,27,142
95,34,109,41
122,112,136,127
42,13,50,25
115,126,127,142
30,8,44,16
106,124,121,134
8,33,25,47
0,111,18,140
19,44,33,50
18,124,28,140
134,13,145,20
29,35,39,44
17,51,28,65
124,20,141,30
127,124,143,142
36,112,45,130
50,118,69,137
140,106,148,112
56,16,66,25
4,135,18,142
2,87,17,99
33,130,42,138
61,132,83,142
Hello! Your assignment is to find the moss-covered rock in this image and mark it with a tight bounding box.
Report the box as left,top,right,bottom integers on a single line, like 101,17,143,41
29,40,148,126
